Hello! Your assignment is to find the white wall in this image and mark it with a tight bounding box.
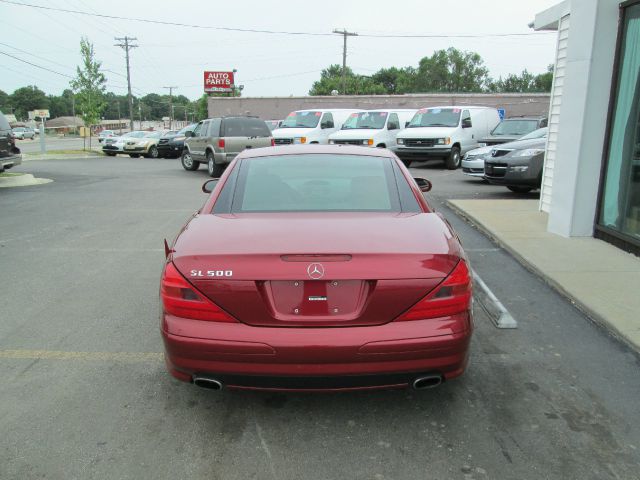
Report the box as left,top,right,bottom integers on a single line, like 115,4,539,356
540,14,570,213
544,0,620,237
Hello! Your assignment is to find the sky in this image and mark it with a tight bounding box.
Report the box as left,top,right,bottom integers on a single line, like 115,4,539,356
0,0,561,100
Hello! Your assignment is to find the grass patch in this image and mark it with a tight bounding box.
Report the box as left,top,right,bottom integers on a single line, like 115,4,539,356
0,172,24,177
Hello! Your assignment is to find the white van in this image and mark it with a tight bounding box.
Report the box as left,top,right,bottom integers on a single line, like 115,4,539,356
394,106,500,169
327,109,417,149
272,109,360,145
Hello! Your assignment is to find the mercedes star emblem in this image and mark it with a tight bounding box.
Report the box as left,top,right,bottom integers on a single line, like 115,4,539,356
307,263,325,280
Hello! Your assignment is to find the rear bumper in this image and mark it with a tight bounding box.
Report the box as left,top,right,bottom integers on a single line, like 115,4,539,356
102,145,123,152
123,146,148,153
161,312,472,390
213,151,237,165
0,152,22,171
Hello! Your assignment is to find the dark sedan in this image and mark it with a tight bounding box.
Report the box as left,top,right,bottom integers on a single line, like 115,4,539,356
483,136,546,193
159,124,196,158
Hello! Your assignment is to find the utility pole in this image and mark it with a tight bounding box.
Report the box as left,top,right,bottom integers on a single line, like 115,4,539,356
114,36,138,132
163,86,177,129
332,29,358,95
116,101,121,134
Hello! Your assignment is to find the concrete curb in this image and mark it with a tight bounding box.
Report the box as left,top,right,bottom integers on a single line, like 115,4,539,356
446,199,640,354
22,153,102,162
0,173,53,188
472,269,517,329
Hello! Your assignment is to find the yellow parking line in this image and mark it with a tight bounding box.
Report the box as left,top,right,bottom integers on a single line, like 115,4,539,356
0,350,163,362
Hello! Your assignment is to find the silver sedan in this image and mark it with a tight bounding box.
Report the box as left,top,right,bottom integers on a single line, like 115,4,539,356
461,145,493,177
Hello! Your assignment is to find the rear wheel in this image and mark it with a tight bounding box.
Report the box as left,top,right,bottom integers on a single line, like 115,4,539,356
207,152,224,178
507,186,534,194
445,146,461,170
129,154,140,158
146,146,159,158
181,151,199,171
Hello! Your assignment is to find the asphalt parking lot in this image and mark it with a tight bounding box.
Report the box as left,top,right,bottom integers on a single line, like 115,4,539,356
1,155,639,480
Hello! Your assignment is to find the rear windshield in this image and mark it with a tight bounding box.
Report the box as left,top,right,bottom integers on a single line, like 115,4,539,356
342,112,387,130
520,127,548,140
491,120,539,136
229,154,402,212
408,108,461,128
222,118,271,137
280,111,321,129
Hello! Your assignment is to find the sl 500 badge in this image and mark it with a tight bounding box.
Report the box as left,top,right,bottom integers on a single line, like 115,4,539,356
190,270,233,277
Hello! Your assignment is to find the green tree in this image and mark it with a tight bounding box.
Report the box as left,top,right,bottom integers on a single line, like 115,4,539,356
70,37,107,128
194,94,209,120
533,64,554,92
9,86,49,120
370,67,416,94
309,65,386,95
102,92,129,120
488,65,554,93
414,48,490,93
48,89,75,118
0,89,10,113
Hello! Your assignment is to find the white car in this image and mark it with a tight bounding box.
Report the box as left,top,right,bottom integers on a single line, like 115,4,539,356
272,109,360,145
461,127,549,178
11,127,36,140
328,109,416,149
102,131,146,156
98,130,117,143
394,106,500,169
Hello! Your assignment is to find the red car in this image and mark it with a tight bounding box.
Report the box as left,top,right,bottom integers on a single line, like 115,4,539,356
161,145,472,392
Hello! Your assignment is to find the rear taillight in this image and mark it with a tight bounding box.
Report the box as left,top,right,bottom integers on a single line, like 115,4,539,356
396,260,471,321
218,138,225,148
160,262,236,322
270,138,275,146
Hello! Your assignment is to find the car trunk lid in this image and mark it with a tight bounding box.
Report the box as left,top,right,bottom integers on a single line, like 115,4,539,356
172,213,461,327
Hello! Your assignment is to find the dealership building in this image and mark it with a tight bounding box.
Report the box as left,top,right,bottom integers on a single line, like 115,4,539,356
535,0,640,255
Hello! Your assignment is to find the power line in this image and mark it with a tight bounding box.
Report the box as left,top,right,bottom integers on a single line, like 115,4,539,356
0,50,73,78
115,36,138,132
1,1,553,38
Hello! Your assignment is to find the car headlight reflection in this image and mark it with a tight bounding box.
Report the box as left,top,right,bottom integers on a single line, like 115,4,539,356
515,148,544,157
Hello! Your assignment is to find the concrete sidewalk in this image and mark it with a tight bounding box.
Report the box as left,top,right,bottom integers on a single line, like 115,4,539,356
448,199,640,352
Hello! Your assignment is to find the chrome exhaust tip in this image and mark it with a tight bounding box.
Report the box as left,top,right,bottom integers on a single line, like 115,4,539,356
412,375,443,390
193,376,223,390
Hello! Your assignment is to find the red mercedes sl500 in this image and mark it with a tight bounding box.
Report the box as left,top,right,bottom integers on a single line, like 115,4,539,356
160,145,472,392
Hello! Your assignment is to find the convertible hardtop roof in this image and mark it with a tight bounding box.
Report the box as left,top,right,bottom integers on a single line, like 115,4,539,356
238,144,398,159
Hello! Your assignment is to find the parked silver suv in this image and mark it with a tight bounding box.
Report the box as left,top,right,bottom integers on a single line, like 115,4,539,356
181,116,273,177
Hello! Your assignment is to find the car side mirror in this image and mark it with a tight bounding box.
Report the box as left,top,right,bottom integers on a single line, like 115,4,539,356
388,123,398,130
405,121,411,127
185,131,194,137
321,122,334,129
202,179,219,193
462,118,472,129
413,177,432,193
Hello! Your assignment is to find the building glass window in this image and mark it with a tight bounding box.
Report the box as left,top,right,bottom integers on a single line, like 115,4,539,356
599,4,640,240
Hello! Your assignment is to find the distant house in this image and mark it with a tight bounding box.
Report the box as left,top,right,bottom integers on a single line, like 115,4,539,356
45,116,84,133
